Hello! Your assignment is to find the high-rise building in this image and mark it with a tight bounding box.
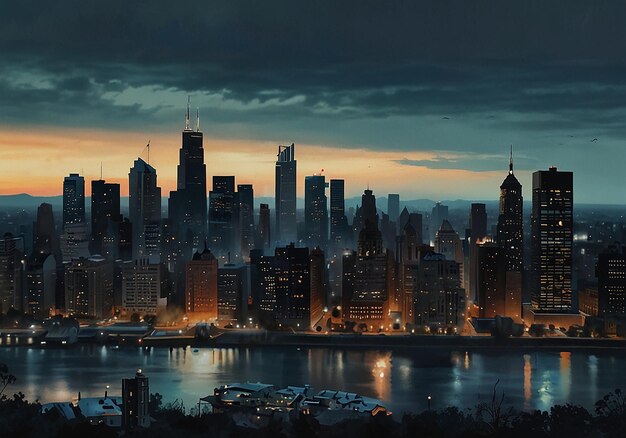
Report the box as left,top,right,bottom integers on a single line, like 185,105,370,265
429,202,448,244
597,244,626,317
122,259,167,315
275,144,297,243
329,179,348,244
256,204,271,250
237,184,254,259
476,243,507,318
217,263,250,323
387,194,400,223
25,253,57,318
468,203,488,301
63,173,85,229
64,256,114,318
168,101,207,250
497,152,523,272
346,189,389,325
435,220,464,267
60,223,90,262
310,247,325,330
531,167,573,312
184,246,218,318
91,179,121,255
129,158,162,262
414,252,465,330
208,176,236,256
0,233,23,313
304,174,328,247
33,203,61,262
274,244,310,327
398,207,423,244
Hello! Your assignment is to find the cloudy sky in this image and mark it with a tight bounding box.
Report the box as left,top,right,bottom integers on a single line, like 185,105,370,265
1,0,625,203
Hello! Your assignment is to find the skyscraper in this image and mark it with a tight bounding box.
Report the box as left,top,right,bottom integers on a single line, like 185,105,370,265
129,158,162,262
237,184,254,259
531,166,573,312
122,259,167,315
63,173,85,229
256,203,271,250
468,203,487,301
476,243,507,318
208,176,236,256
497,152,523,272
169,100,207,250
91,179,121,255
275,144,297,243
304,174,328,246
387,194,400,223
330,179,348,244
0,233,23,313
64,256,114,318
274,243,311,327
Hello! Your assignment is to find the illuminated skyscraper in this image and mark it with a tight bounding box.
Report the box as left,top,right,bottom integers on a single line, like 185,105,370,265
129,158,161,262
185,246,218,318
208,176,236,256
531,166,573,312
168,100,207,250
329,179,348,244
237,184,254,259
275,144,297,243
497,151,523,272
63,173,85,229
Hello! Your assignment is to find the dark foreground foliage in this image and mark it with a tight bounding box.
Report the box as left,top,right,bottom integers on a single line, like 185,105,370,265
0,389,625,438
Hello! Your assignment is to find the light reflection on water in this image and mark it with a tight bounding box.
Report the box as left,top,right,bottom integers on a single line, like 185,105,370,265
1,346,624,413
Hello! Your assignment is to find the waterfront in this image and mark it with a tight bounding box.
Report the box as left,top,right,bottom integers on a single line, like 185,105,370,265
1,346,625,414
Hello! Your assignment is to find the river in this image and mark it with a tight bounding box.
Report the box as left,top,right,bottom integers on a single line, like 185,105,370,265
1,346,624,414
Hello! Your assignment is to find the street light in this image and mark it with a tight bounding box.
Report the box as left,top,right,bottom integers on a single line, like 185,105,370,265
427,395,432,410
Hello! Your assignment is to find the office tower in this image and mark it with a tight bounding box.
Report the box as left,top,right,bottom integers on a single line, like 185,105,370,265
387,194,400,223
249,249,277,317
256,203,271,250
208,176,236,256
275,143,297,242
122,370,151,429
168,100,207,250
304,174,328,247
398,207,423,244
0,233,23,313
597,244,626,317
129,158,162,262
497,152,523,271
468,203,488,301
184,246,218,318
414,252,465,330
64,256,114,318
102,216,132,261
346,189,389,325
274,244,311,327
217,263,250,323
122,259,167,315
33,203,61,260
237,184,254,259
310,247,325,330
63,173,85,228
531,167,573,312
25,253,57,318
429,202,448,244
91,179,121,255
329,179,348,244
476,243,507,318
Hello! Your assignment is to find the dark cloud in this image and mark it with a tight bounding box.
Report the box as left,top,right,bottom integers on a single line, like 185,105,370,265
1,0,626,202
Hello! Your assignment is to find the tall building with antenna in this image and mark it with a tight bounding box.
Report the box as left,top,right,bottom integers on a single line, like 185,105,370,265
275,143,297,243
168,98,207,251
497,148,523,272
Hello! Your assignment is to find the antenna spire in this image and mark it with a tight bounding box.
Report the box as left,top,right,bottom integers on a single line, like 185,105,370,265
100,162,103,180
509,145,513,174
185,96,190,130
146,140,150,164
196,108,200,132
